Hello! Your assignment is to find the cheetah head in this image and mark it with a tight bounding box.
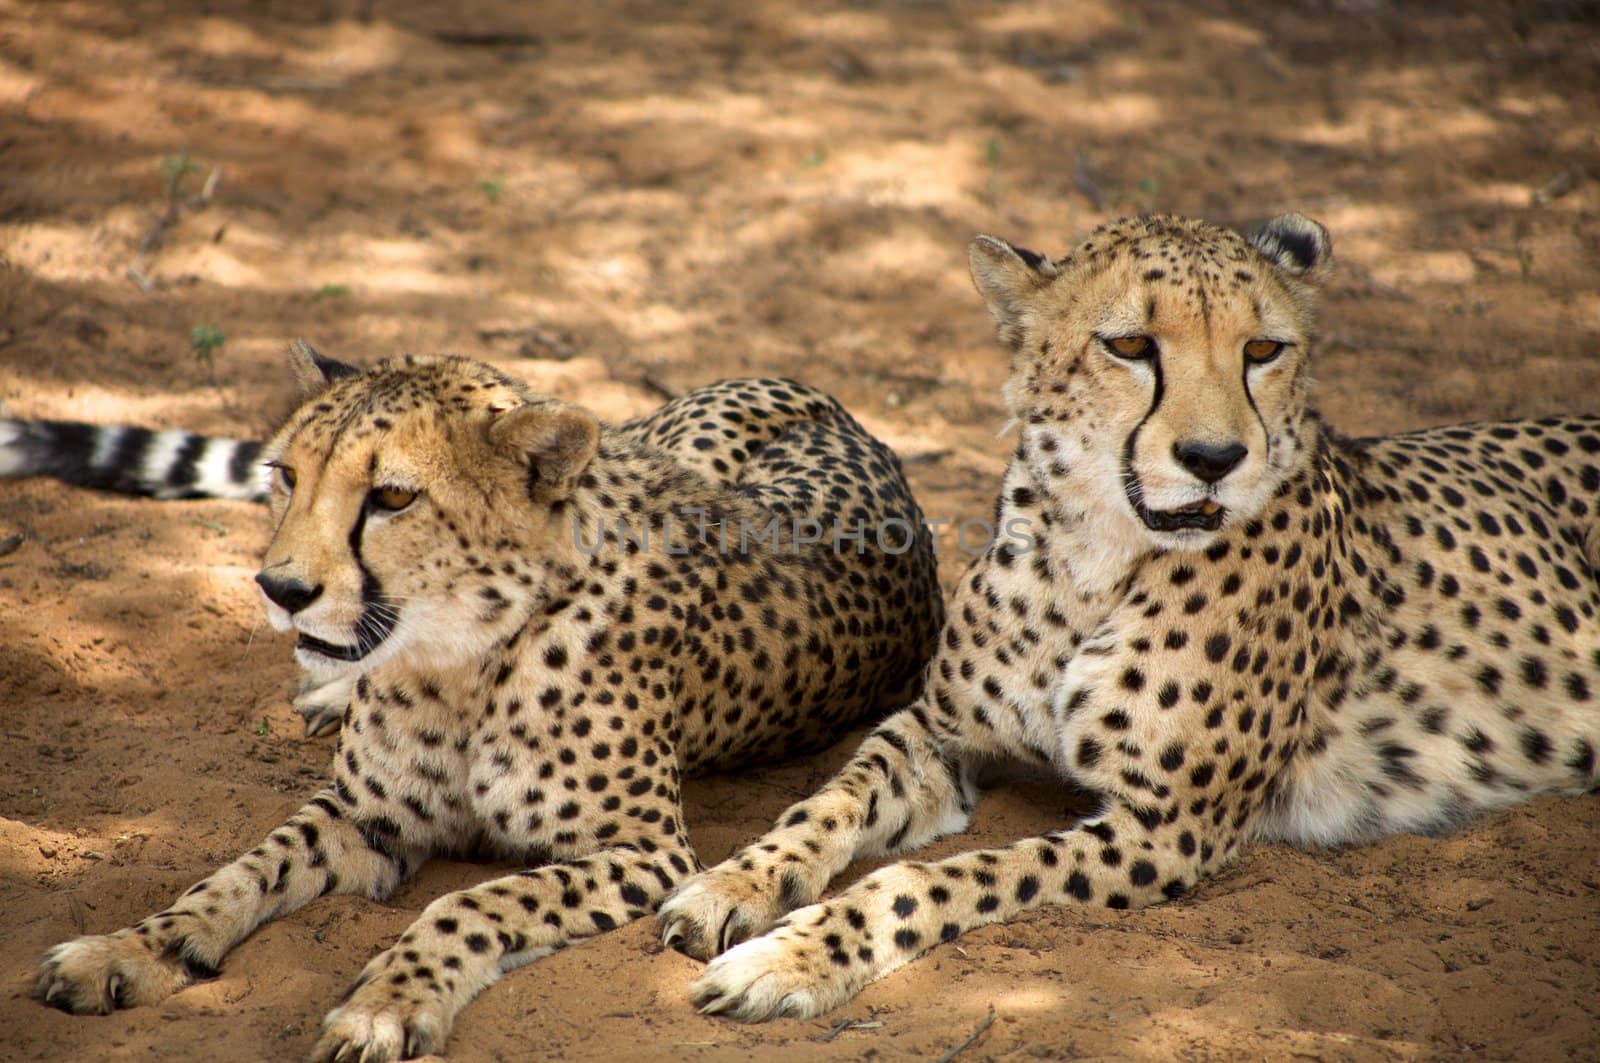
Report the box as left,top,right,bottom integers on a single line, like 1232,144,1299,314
255,343,599,679
970,212,1331,553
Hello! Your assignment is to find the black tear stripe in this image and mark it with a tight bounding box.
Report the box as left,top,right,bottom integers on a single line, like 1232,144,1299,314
1239,355,1270,462
355,568,398,652
1120,352,1166,520
328,494,397,659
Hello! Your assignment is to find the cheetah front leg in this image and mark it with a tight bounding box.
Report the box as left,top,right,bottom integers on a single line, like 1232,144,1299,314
658,704,978,961
691,798,1213,1021
312,837,699,1062
35,788,427,1015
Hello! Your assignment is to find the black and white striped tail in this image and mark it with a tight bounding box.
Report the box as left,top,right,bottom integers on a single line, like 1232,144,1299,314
0,418,268,502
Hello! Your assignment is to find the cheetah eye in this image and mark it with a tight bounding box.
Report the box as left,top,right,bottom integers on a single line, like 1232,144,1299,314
268,462,297,493
1102,335,1156,360
1244,339,1287,364
368,486,418,513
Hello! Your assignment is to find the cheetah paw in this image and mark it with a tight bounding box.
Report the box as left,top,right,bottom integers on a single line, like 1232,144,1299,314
689,924,861,1023
294,674,353,738
311,982,451,1063
34,933,194,1015
660,863,804,961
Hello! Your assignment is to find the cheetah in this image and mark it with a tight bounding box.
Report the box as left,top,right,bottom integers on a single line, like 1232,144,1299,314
658,213,1600,1021
27,343,943,1060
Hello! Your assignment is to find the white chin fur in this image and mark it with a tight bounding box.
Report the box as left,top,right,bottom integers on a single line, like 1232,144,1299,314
1145,525,1224,550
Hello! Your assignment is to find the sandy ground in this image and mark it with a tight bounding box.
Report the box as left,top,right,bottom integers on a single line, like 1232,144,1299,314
2,0,1598,1059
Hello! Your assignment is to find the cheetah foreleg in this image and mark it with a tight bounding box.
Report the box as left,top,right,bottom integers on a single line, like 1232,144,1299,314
311,840,698,1063
691,800,1210,1022
659,708,975,961
35,788,424,1015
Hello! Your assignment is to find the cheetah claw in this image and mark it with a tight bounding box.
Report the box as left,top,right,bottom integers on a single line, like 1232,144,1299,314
659,907,760,960
33,933,193,1015
658,867,793,961
310,966,451,1063
311,996,449,1063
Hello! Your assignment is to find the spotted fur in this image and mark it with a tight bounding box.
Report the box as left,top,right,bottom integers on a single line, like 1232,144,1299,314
32,347,942,1060
660,213,1600,1021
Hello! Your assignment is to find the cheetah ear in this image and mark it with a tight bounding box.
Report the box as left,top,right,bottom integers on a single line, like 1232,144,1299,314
288,338,362,396
969,236,1057,349
490,402,601,503
1247,214,1333,283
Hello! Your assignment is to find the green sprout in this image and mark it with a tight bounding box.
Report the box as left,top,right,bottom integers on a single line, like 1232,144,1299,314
161,152,200,203
190,324,226,386
478,178,505,204
190,324,226,364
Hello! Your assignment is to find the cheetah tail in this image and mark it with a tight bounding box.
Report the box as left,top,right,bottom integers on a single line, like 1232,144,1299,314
0,417,268,502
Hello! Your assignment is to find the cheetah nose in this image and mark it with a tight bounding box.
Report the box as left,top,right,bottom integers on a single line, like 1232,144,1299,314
255,571,324,614
1172,440,1248,484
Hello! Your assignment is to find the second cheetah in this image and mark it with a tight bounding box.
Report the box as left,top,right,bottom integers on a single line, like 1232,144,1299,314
659,212,1600,1021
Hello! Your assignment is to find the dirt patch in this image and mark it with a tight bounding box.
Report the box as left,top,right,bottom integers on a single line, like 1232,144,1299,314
2,1,1598,1060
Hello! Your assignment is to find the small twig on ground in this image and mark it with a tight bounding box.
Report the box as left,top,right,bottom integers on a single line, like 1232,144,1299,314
814,1018,853,1043
1531,165,1585,206
935,1005,995,1063
127,164,222,292
813,1017,884,1043
127,201,179,292
67,893,87,934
